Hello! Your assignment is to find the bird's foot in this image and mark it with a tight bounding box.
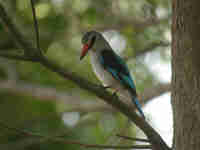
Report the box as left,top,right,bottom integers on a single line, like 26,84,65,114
102,85,118,98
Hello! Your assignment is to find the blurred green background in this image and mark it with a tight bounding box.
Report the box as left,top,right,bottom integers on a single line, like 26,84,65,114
0,0,171,149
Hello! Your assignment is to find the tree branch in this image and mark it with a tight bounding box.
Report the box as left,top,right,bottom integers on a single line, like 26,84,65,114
0,3,39,58
0,2,171,150
0,6,29,50
124,41,171,61
0,121,151,149
116,134,150,143
0,79,170,112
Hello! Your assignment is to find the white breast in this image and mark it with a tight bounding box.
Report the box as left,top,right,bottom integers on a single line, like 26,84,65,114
89,51,132,104
90,51,112,86
90,51,125,91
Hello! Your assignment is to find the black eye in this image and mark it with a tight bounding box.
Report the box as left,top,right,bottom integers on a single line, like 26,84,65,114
88,36,96,49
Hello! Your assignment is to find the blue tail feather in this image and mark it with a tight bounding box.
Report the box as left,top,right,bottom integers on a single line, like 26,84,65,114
132,96,145,119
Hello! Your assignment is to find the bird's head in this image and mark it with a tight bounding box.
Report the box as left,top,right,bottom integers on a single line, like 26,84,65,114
80,31,104,60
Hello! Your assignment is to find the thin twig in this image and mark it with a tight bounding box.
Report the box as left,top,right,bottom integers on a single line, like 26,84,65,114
0,121,151,149
116,134,150,143
124,41,171,61
0,121,42,137
30,0,41,52
0,4,31,50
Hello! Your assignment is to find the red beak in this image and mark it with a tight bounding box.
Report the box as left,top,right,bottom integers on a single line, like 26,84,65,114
80,44,89,60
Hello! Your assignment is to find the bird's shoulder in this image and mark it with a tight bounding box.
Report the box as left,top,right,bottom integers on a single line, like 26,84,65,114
100,49,130,76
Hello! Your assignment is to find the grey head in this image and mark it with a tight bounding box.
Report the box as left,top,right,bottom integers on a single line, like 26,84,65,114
80,31,111,60
82,31,98,45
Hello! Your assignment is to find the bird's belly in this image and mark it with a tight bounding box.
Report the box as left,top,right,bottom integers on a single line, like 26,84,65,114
90,52,124,91
92,62,131,102
89,52,133,105
92,59,114,86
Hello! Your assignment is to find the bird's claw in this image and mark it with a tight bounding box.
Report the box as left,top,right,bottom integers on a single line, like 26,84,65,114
102,85,118,98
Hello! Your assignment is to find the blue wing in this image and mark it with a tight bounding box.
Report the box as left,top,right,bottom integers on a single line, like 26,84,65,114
99,49,145,118
99,49,137,95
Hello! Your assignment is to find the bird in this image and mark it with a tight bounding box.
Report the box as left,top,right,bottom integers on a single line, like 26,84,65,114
80,31,145,119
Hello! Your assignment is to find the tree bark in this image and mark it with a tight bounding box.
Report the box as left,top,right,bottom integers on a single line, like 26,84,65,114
172,0,200,150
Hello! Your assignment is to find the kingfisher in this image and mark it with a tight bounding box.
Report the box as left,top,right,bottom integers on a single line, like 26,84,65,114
80,31,145,119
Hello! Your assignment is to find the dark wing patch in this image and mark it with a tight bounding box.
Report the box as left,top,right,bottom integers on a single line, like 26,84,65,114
100,50,137,96
100,50,130,76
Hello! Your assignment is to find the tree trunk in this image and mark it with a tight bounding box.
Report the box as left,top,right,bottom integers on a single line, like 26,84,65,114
172,0,200,150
